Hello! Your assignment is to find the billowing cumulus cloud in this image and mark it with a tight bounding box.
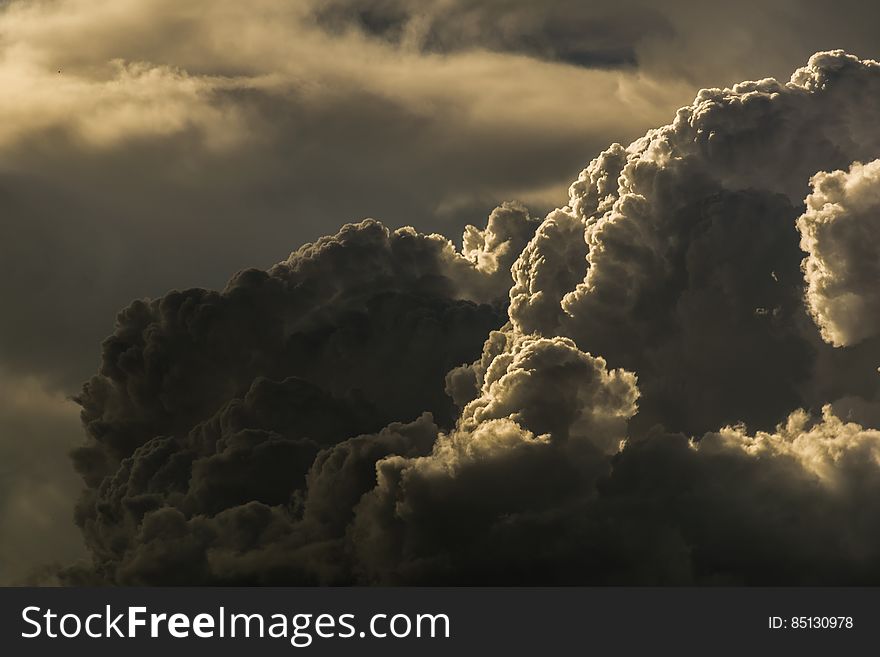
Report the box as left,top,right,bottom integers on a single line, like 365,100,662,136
5,0,880,581
314,0,665,69
0,0,695,388
73,207,535,472
65,210,535,583
582,408,880,585
798,159,880,347
354,406,880,585
511,51,880,435
57,51,880,586
350,335,638,584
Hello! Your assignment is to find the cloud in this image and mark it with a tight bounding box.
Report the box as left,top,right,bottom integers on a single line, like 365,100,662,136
350,334,638,583
59,50,880,586
799,159,880,347
1,0,879,586
73,210,533,466
0,0,694,386
0,371,86,584
509,51,880,435
66,211,535,583
352,405,880,585
310,0,880,86
583,408,880,585
2,0,692,583
90,412,442,585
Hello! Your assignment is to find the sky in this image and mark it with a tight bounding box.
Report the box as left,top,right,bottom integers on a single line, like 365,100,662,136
1,0,880,584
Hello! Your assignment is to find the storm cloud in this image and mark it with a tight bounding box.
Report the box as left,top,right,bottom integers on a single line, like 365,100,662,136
512,51,880,435
0,0,701,583
65,209,535,583
50,50,880,585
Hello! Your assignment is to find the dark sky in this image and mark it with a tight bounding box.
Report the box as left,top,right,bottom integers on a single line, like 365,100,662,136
1,0,880,584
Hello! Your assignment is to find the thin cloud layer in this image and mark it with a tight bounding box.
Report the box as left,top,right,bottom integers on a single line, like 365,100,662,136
60,51,880,585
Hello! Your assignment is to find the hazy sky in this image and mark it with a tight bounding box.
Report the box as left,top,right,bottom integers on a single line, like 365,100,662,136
1,0,880,583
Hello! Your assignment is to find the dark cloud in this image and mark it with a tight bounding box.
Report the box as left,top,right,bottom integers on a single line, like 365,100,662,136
2,0,679,581
55,51,880,586
350,334,638,584
2,0,880,586
311,0,880,85
88,413,441,585
66,211,536,583
351,410,880,586
58,51,880,586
